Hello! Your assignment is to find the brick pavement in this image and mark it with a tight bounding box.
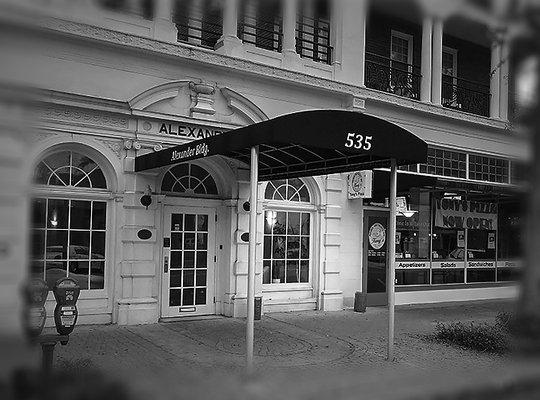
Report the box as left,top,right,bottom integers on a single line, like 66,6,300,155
3,300,540,400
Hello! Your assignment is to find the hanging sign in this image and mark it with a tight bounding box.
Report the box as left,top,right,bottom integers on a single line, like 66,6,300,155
435,199,497,230
347,171,373,199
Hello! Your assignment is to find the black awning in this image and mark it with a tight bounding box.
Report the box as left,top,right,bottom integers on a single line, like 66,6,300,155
135,110,428,180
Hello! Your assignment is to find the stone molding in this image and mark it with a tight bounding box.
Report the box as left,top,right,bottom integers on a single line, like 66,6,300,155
38,104,129,130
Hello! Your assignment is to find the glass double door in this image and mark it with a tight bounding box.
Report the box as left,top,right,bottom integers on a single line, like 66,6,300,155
161,207,216,317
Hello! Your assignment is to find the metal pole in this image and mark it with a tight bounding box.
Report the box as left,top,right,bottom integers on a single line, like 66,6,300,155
246,145,259,373
387,158,397,361
41,342,55,374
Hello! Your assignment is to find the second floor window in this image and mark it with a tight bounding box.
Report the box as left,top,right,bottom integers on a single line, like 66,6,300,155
174,0,223,49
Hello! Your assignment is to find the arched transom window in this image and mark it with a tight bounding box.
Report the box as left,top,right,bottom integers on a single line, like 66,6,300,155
30,150,108,291
161,163,218,196
264,178,310,202
263,178,313,285
34,151,107,189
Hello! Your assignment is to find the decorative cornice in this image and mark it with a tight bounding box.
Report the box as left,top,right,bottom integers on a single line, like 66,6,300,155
39,17,513,133
38,105,129,130
41,18,364,97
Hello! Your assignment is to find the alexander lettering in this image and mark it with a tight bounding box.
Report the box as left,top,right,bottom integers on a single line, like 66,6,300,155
154,121,225,138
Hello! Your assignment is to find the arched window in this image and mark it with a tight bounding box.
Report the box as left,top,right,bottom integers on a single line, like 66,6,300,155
263,178,313,285
161,163,218,196
30,150,109,291
34,151,107,189
264,178,310,202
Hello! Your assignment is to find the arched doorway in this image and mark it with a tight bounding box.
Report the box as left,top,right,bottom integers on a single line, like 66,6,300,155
159,162,222,317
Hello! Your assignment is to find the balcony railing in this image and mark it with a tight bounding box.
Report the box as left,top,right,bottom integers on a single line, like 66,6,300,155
296,15,332,64
173,1,223,49
365,52,421,100
238,3,283,53
442,75,490,117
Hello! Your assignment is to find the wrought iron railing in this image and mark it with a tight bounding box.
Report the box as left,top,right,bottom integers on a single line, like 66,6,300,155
173,0,223,49
295,15,332,64
365,52,421,100
97,0,154,19
441,75,490,117
238,3,283,52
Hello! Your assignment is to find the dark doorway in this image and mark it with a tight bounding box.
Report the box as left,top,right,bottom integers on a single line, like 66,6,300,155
363,210,389,306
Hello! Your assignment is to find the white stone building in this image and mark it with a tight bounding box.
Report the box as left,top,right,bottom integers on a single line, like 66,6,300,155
0,0,526,328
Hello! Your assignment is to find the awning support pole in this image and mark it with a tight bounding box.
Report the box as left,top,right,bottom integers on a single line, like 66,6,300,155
387,158,397,361
246,145,259,373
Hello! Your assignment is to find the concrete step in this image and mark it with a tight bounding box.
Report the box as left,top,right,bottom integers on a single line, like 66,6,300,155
263,297,317,313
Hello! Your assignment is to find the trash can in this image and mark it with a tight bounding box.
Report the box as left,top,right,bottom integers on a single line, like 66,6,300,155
254,296,262,320
354,291,366,313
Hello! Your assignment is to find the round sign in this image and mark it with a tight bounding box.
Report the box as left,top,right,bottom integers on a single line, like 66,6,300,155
351,172,364,192
368,223,386,250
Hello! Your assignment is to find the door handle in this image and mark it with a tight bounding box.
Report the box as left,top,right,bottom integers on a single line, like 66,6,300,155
164,255,169,273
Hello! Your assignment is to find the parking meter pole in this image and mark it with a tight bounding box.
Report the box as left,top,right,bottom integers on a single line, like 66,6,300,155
37,334,69,374
41,342,55,374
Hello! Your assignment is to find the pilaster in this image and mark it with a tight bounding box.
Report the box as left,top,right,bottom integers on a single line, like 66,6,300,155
320,175,344,311
420,16,433,103
490,40,502,119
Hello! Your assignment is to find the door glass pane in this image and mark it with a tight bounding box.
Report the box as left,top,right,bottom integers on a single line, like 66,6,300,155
185,214,196,231
183,288,195,306
170,289,181,306
197,215,208,231
196,270,207,286
171,233,182,250
170,270,182,287
183,269,195,287
195,288,206,305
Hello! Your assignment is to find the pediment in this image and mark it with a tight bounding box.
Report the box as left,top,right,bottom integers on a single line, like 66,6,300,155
129,81,267,126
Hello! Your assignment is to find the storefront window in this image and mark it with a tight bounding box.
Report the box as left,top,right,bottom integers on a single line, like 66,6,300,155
395,189,431,285
263,179,312,284
30,151,108,291
497,200,522,282
431,228,465,261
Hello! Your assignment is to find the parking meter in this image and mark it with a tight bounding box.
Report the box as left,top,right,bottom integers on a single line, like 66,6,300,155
21,278,49,340
52,278,80,335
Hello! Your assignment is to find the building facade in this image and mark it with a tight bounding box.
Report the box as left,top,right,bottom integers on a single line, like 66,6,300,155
0,0,527,328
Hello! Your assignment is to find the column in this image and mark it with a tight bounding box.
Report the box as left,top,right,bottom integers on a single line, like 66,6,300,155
282,0,301,67
357,0,368,87
420,16,433,102
499,40,509,120
153,0,177,42
431,18,443,105
215,0,242,54
334,0,367,86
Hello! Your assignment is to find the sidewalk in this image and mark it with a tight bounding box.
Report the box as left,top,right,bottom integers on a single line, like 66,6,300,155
5,300,540,400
